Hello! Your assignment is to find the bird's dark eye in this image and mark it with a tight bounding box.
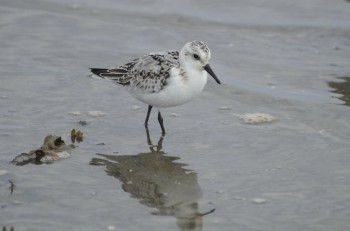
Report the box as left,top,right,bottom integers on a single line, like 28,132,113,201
193,54,200,60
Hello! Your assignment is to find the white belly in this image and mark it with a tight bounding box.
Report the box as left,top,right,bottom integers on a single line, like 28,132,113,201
130,69,208,108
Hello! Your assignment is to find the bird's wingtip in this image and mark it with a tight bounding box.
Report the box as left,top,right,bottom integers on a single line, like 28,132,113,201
90,68,108,76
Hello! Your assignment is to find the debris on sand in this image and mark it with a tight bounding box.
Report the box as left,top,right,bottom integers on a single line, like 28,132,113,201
2,226,15,231
12,135,75,166
71,129,84,143
237,113,276,124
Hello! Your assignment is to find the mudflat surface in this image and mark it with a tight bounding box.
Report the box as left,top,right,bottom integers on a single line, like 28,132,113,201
1,0,350,230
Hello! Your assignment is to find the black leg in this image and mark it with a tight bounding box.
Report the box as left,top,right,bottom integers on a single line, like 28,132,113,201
145,126,152,147
158,111,166,136
144,105,153,128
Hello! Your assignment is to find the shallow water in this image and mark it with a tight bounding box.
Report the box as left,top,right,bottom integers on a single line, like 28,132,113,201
1,0,350,230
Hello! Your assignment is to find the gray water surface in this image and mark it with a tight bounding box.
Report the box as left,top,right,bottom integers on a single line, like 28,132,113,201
1,0,350,230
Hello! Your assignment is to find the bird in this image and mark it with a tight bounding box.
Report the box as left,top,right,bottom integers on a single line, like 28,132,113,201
90,41,221,135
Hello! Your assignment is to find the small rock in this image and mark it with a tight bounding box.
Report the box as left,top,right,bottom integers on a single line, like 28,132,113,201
70,111,81,116
107,226,115,230
252,198,268,205
219,106,231,110
88,111,105,117
238,113,276,124
0,169,8,176
170,113,179,117
78,121,88,126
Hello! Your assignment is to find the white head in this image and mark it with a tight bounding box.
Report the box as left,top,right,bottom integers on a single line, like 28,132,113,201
180,41,221,84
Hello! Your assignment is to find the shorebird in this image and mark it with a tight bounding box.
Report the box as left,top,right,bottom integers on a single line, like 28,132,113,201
91,41,221,135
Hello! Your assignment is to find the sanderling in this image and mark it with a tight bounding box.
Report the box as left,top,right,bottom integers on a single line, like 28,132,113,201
91,41,221,135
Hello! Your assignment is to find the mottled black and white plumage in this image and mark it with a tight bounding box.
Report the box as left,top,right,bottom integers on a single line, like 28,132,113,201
91,51,179,93
91,41,221,135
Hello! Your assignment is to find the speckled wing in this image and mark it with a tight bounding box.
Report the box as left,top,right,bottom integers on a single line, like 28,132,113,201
91,51,179,93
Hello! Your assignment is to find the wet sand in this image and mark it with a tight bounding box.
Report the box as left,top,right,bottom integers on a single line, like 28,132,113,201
1,0,350,230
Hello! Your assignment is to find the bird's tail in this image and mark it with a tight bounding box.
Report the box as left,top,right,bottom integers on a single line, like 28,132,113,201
90,68,109,77
90,68,130,86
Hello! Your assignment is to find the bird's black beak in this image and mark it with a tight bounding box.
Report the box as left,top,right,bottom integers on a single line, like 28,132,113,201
204,64,221,84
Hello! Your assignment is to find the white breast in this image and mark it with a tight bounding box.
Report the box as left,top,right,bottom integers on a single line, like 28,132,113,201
130,67,208,108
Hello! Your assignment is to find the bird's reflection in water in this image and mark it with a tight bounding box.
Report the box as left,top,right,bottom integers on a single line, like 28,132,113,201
328,76,350,107
90,129,214,231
